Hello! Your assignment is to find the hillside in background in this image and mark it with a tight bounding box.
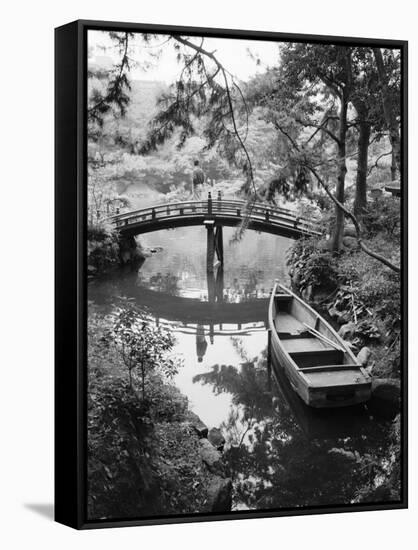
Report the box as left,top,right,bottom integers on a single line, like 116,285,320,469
88,79,237,209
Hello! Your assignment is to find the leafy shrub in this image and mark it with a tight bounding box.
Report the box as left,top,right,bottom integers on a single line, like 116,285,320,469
87,224,110,242
362,196,400,239
87,223,120,273
307,190,334,213
354,415,401,503
88,376,159,520
146,374,188,422
369,342,400,378
103,305,183,399
352,320,381,346
87,312,206,520
337,237,401,338
287,237,339,293
360,277,400,331
304,252,339,290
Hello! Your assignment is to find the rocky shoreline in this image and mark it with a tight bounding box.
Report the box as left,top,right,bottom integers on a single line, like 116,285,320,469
186,412,232,512
88,222,166,279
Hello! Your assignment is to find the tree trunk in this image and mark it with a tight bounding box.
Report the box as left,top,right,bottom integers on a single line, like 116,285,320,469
391,150,397,181
373,48,401,172
354,119,371,219
331,96,348,251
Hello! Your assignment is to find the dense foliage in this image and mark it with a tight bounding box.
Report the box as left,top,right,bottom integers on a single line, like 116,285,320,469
287,195,401,378
88,308,212,520
87,223,120,274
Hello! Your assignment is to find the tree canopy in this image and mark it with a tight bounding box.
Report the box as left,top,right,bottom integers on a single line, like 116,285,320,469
87,33,401,271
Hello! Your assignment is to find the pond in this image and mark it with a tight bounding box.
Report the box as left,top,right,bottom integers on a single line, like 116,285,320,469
89,225,394,511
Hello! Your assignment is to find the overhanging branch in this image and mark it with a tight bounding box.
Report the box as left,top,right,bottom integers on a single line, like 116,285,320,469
307,165,400,273
171,35,256,195
296,117,341,146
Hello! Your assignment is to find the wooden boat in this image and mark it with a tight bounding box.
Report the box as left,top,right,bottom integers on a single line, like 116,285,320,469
268,282,371,408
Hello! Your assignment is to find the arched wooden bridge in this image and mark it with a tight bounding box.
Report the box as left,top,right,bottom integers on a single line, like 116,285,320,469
111,194,320,239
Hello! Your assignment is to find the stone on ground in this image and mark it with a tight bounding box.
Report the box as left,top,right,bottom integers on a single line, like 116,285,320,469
199,439,224,475
187,411,208,438
357,346,371,366
338,322,357,339
206,476,232,512
208,427,225,450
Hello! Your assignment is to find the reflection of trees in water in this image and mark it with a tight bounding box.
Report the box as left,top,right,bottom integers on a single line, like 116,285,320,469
145,272,180,296
230,337,251,363
244,271,259,295
223,272,266,303
192,351,393,510
193,359,272,419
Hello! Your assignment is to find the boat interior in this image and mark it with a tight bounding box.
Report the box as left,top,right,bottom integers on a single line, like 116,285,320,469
272,291,359,376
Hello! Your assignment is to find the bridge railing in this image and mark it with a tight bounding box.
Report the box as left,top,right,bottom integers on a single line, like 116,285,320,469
111,196,294,219
112,200,210,229
110,194,320,235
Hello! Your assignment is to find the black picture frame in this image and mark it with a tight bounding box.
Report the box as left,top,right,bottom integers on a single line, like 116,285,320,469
55,19,408,530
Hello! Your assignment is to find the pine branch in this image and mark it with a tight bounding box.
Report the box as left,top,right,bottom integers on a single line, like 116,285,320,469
273,121,300,151
171,36,256,195
296,116,341,146
367,150,393,176
88,32,132,124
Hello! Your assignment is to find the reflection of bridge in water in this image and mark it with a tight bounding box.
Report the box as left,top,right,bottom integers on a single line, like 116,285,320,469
136,285,269,363
154,318,266,337
132,285,269,326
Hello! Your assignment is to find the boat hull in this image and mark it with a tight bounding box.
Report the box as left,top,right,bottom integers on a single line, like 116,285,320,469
268,284,371,408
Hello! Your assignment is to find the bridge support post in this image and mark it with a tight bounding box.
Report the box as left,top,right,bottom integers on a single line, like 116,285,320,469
215,265,224,302
206,224,215,273
207,270,216,303
214,225,224,265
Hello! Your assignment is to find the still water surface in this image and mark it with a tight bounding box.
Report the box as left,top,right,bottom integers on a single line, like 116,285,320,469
89,226,392,510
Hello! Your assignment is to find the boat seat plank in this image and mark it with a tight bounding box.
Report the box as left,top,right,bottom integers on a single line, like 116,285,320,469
277,331,311,339
302,368,368,387
290,348,344,368
274,294,292,302
282,337,333,353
